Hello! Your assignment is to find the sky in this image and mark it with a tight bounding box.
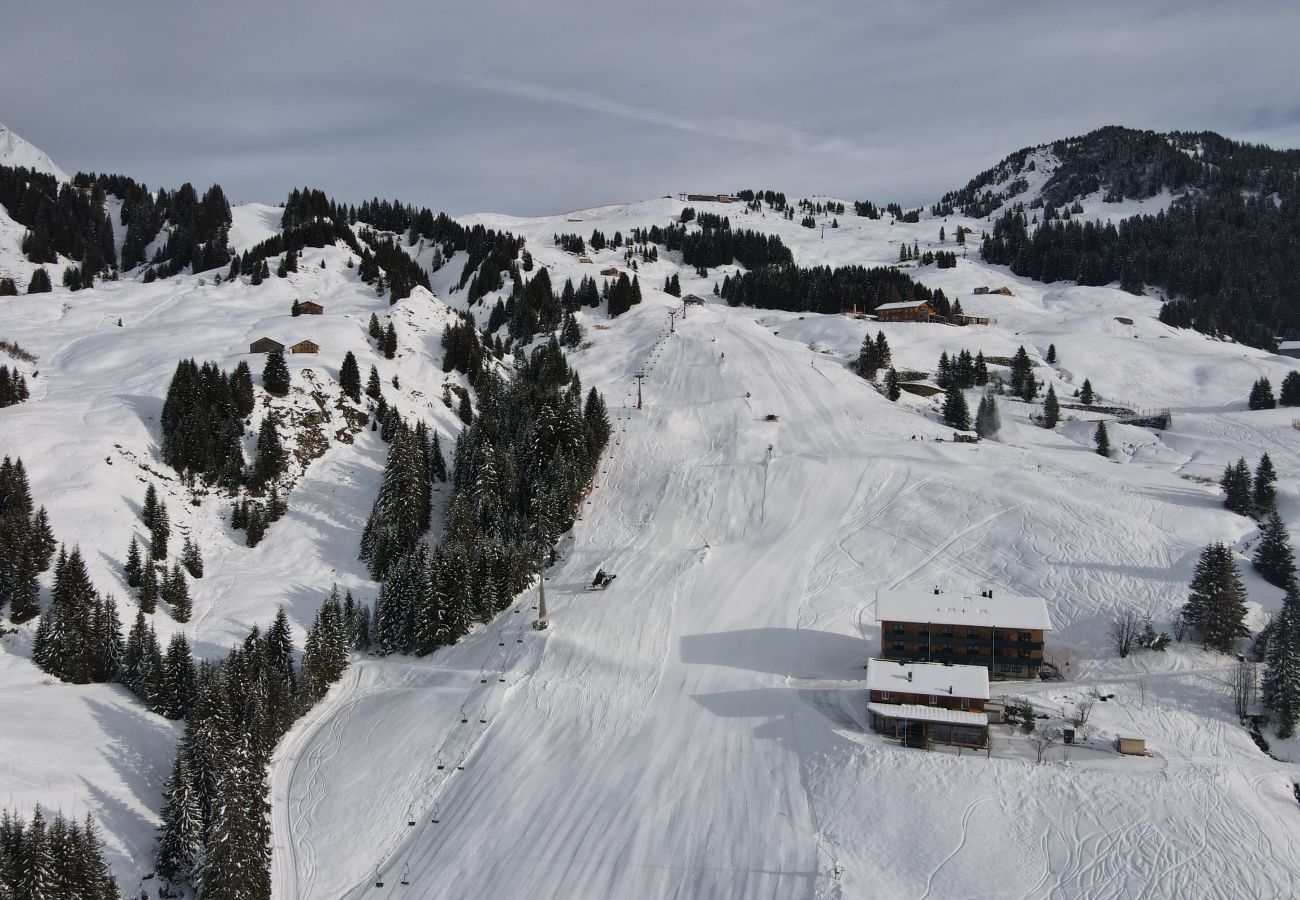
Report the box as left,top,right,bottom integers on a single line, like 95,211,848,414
3,0,1300,216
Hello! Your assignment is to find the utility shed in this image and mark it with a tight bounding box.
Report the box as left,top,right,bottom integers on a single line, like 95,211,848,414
1117,736,1146,755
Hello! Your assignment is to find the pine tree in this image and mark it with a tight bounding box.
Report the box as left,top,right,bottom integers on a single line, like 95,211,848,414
1183,542,1250,653
138,561,158,613
975,394,1001,439
1094,420,1110,457
124,536,143,588
262,349,290,395
27,267,52,294
1009,346,1034,399
339,351,361,402
884,367,901,402
1249,377,1276,410
365,365,382,400
250,417,285,489
1254,454,1278,514
141,484,159,529
156,742,204,883
1280,371,1300,406
1080,378,1095,405
290,299,301,317
856,333,879,378
457,392,473,426
151,499,170,560
1262,591,1300,738
181,536,204,578
1042,385,1060,428
1253,511,1296,589
1221,457,1253,515
230,360,255,417
942,385,971,430
161,632,197,719
1046,343,1057,364
167,563,192,622
382,322,398,360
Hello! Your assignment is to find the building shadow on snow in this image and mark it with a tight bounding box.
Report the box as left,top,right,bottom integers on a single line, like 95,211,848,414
680,628,866,679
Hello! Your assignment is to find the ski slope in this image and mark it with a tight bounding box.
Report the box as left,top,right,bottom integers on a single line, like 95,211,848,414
269,271,1300,898
4,150,1300,896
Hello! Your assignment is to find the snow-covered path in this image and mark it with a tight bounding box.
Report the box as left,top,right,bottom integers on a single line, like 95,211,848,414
270,296,1300,899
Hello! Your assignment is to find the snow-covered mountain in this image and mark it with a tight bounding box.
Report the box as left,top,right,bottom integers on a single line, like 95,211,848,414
0,121,69,181
3,126,1300,898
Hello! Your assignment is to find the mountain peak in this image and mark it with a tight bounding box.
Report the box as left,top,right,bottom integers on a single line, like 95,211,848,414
0,122,70,181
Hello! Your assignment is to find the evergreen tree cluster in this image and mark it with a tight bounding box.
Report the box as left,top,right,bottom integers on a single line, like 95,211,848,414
734,189,788,211
554,233,587,255
1220,454,1277,518
942,385,971,430
1183,542,1250,653
86,173,233,275
0,166,116,274
0,807,119,899
365,344,609,656
605,273,643,318
356,228,432,303
935,349,989,390
230,487,287,549
1248,377,1276,410
156,597,363,898
979,181,1300,349
159,359,254,488
0,364,30,407
628,218,792,270
718,263,947,316
974,394,1002,438
0,457,57,623
32,547,122,684
1263,586,1300,737
1008,346,1038,400
853,331,891,379
663,273,681,297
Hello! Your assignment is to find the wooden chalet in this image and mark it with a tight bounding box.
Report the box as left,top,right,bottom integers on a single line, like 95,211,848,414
877,587,1053,680
601,267,622,277
578,256,593,264
874,300,936,323
290,339,319,354
249,337,284,354
952,313,990,326
866,658,989,749
299,300,324,315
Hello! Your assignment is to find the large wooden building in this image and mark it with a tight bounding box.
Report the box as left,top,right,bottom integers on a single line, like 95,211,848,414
866,658,989,748
874,300,936,323
876,587,1053,680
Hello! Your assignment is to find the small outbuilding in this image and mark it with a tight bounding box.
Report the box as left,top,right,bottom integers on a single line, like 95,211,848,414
1116,736,1146,756
1278,340,1300,359
578,256,593,264
684,294,706,306
290,340,319,354
601,267,622,277
299,300,325,315
249,337,284,354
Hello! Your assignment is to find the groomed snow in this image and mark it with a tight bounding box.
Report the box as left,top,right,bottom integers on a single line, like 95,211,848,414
4,171,1300,897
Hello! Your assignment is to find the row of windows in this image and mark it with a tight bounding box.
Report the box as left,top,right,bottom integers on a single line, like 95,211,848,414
888,624,1035,641
877,691,972,710
887,642,1036,659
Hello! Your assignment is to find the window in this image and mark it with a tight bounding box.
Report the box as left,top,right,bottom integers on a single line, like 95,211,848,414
966,628,980,638
928,695,939,705
891,641,905,651
880,691,892,702
960,698,971,710
941,644,954,654
1019,649,1032,659
941,626,955,637
994,631,1006,641
891,623,904,635
966,645,980,655
918,626,929,636
1019,631,1031,642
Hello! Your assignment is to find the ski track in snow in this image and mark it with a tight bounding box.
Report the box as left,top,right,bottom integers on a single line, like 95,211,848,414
5,192,1300,896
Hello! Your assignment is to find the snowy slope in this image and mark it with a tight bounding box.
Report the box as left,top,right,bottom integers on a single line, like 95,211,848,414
266,200,1300,899
0,121,69,181
4,147,1300,896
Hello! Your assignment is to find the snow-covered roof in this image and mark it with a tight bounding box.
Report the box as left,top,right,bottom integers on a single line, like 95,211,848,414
876,588,1053,631
867,702,988,726
1279,341,1300,351
866,658,990,700
875,300,929,311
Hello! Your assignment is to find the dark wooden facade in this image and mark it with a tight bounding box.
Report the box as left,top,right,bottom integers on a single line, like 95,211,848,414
879,621,1046,679
249,337,284,354
299,301,324,315
875,301,935,323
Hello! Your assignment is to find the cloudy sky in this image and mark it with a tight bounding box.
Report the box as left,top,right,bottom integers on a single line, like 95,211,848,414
3,1,1299,216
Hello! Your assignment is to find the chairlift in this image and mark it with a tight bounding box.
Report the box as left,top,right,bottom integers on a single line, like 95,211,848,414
400,865,410,886
374,867,384,888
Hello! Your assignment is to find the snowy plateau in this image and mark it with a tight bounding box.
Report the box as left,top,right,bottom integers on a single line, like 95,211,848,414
2,124,1300,899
